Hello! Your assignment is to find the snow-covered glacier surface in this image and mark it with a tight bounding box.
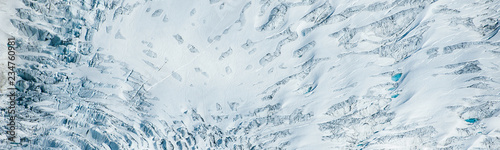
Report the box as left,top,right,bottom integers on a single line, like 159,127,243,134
1,0,500,149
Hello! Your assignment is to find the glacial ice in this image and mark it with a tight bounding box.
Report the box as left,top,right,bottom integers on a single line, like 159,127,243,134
1,0,500,149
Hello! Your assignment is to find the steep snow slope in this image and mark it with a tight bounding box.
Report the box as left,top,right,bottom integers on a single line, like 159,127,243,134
1,0,500,149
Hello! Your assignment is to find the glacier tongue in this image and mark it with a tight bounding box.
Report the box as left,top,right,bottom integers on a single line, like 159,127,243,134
1,0,500,149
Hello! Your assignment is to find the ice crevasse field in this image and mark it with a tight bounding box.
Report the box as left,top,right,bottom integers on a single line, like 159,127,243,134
0,0,500,149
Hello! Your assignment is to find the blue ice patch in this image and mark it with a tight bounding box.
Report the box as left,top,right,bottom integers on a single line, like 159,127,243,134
391,94,399,98
392,73,402,82
388,87,395,91
217,139,223,146
304,85,317,94
465,118,478,123
305,87,313,94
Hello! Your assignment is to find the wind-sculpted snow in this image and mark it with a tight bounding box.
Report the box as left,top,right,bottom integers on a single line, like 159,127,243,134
1,0,500,149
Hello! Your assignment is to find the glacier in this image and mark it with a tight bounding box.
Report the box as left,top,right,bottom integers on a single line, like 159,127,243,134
0,0,500,149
